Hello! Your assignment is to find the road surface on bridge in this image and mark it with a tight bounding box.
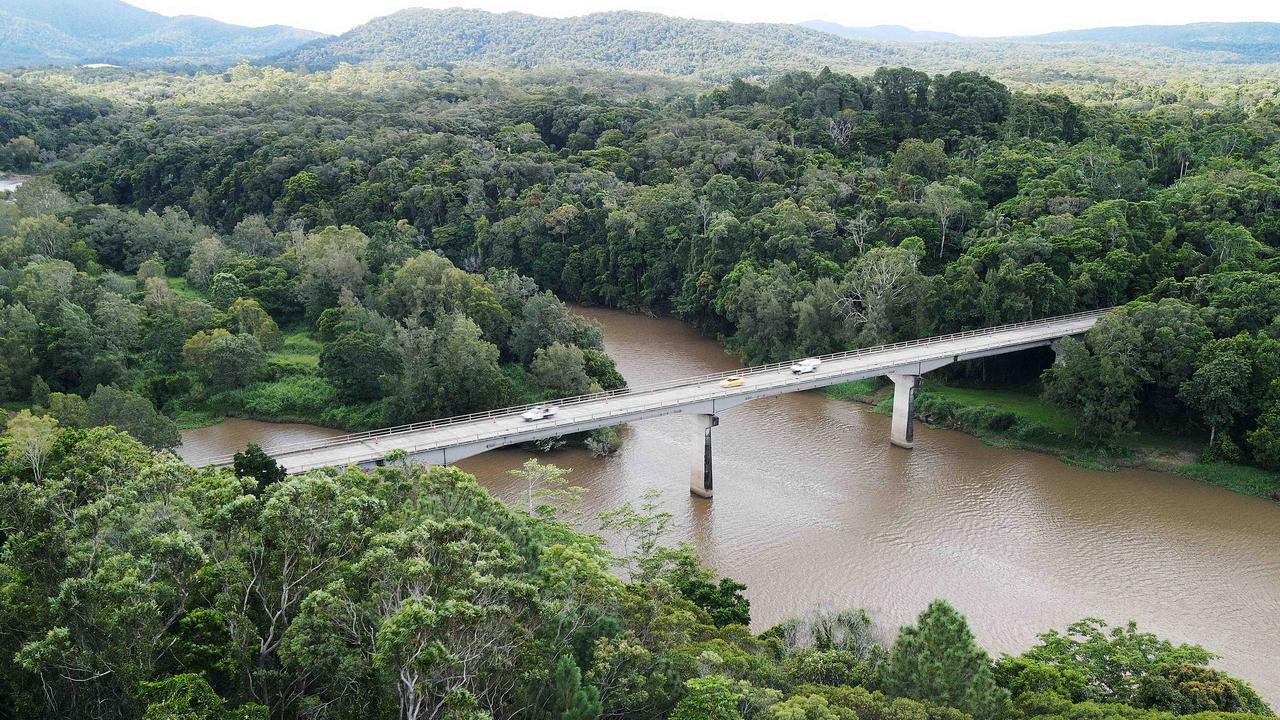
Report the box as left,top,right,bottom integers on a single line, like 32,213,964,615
204,309,1110,474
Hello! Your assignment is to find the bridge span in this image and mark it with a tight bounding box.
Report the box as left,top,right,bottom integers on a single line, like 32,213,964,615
205,309,1110,497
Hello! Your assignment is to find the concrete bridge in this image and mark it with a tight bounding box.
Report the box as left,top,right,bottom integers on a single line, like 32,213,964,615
204,309,1109,498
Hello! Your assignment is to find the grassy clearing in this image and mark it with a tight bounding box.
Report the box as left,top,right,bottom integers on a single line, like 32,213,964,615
203,374,386,430
186,327,384,430
267,331,322,373
920,381,1076,435
165,276,203,300
1178,463,1279,498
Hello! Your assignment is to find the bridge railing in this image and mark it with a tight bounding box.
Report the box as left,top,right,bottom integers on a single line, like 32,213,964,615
199,307,1112,467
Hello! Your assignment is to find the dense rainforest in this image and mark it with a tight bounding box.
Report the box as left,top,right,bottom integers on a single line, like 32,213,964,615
0,426,1274,720
1,57,1280,720
4,63,1280,471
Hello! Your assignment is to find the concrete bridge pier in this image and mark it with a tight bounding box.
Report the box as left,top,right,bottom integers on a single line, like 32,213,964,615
690,414,719,498
887,374,921,449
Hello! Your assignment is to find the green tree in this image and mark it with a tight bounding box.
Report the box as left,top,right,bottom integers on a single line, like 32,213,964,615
428,313,514,417
228,298,282,352
139,674,267,720
319,330,401,400
1023,618,1214,706
233,443,287,494
85,384,180,449
1179,347,1250,448
884,599,1010,718
671,675,743,720
208,272,248,310
582,348,626,391
509,459,585,519
552,655,603,720
532,342,598,397
4,409,59,481
183,329,264,391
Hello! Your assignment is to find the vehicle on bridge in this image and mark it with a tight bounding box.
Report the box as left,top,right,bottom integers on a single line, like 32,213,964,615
213,308,1109,490
521,405,559,421
790,358,822,374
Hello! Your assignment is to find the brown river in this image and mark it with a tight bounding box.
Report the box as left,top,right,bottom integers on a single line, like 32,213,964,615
180,307,1280,702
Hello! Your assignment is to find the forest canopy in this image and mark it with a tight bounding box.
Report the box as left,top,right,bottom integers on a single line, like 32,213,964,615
4,63,1280,467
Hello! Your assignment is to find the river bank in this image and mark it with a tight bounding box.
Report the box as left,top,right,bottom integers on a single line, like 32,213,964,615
182,306,1280,704
823,378,1280,500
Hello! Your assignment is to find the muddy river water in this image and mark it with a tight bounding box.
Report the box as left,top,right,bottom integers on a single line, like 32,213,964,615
180,306,1280,701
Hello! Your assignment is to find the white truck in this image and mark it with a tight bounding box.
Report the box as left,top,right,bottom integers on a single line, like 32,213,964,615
790,358,822,374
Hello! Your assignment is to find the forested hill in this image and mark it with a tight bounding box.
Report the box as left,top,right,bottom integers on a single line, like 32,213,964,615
0,0,325,68
277,8,1280,84
277,9,898,80
1018,22,1280,62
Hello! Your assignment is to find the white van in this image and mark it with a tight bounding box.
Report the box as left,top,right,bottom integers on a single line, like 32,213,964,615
790,358,822,374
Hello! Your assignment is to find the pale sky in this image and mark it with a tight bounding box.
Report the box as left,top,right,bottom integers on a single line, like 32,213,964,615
127,0,1280,37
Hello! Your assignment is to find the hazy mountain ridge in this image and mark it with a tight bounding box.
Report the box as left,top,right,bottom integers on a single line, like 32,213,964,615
798,21,964,43
278,8,905,79
0,0,325,68
5,0,1280,79
804,19,1280,62
276,8,1280,84
1017,22,1280,62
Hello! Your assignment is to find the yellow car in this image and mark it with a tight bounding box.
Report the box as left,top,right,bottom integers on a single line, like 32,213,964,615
718,376,744,388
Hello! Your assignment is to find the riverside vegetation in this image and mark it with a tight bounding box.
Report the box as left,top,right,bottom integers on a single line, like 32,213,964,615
4,63,1280,491
0,426,1274,720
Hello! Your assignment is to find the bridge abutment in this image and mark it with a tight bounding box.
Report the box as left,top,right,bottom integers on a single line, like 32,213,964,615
690,414,718,498
888,373,921,449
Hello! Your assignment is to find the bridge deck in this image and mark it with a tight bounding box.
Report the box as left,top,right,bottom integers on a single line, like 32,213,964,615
204,309,1108,474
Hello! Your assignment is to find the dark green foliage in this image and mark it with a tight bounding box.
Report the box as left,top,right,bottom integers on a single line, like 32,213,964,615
0,428,1271,720
582,348,627,391
139,674,267,720
553,655,603,720
84,383,180,449
1019,618,1267,710
884,599,1011,718
232,442,286,494
318,330,400,401
6,61,1280,471
185,331,265,392
670,554,751,628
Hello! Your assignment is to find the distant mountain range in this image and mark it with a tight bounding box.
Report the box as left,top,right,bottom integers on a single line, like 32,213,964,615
0,0,325,68
798,21,963,43
3,0,1280,81
275,9,1280,82
803,19,1280,62
1011,22,1280,62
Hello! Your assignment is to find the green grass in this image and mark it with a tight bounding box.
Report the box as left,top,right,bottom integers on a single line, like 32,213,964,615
202,374,383,430
1178,463,1279,498
821,378,883,401
267,331,322,372
173,409,225,430
193,332,386,433
919,381,1077,435
165,276,203,300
